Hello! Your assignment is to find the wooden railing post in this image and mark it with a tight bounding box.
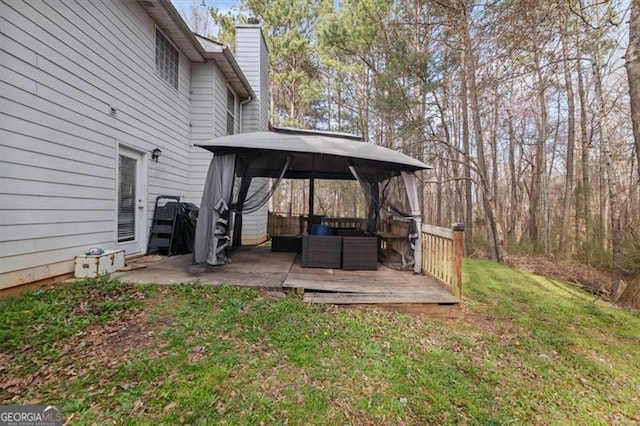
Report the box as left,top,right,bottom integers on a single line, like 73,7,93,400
452,223,465,298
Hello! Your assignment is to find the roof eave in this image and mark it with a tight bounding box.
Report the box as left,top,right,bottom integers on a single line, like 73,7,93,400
138,0,206,62
203,47,255,100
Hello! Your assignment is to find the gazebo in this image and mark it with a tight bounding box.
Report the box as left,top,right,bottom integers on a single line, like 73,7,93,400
193,127,429,273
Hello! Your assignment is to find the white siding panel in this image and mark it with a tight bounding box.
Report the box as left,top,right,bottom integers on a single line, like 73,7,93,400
1,260,74,290
0,178,114,199
0,209,114,226
187,62,214,205
0,162,113,189
0,194,114,211
236,26,268,133
0,231,114,260
1,234,114,272
1,221,114,242
1,134,115,172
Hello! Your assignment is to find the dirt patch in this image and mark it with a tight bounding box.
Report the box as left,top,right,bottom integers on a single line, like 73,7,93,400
0,304,159,401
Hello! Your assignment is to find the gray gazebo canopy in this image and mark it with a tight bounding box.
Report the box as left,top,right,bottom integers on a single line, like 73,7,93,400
194,128,429,273
195,127,429,181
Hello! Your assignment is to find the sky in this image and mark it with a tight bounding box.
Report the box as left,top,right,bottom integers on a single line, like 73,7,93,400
171,0,238,15
170,0,238,36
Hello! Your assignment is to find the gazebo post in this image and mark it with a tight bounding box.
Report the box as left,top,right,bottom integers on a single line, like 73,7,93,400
308,177,315,233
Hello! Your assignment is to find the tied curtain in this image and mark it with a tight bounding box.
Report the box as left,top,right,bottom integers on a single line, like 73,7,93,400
401,171,423,274
194,155,235,265
194,153,290,266
349,164,423,274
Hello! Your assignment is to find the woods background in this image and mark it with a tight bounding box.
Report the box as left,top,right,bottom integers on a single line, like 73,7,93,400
180,0,640,300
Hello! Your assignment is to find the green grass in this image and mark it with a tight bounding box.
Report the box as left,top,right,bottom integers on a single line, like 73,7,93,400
1,260,639,424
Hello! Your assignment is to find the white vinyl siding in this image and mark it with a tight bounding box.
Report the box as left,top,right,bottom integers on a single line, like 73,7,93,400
0,0,192,286
187,63,242,204
236,25,269,133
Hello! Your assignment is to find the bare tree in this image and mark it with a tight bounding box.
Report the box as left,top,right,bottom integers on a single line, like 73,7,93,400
180,1,215,36
626,0,640,182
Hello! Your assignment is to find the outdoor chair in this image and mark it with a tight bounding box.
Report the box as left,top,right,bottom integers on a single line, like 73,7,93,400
301,235,342,269
271,234,301,253
342,236,378,270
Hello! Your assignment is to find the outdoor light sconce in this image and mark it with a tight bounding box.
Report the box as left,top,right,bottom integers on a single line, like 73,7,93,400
151,148,162,162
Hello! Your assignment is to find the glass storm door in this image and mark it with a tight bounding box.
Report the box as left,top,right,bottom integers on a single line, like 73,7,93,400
117,147,145,254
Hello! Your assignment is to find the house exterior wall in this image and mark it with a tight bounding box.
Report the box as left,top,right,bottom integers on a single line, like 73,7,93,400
186,62,214,205
0,1,270,289
235,24,270,245
0,0,194,289
186,63,241,205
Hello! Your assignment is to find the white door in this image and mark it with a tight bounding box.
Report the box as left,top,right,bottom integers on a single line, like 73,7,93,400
117,147,146,255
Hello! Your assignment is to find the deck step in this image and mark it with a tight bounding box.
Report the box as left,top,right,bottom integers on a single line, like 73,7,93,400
284,277,437,294
303,291,459,304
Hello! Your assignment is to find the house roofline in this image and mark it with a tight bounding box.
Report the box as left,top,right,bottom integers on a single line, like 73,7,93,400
194,34,255,100
138,0,255,99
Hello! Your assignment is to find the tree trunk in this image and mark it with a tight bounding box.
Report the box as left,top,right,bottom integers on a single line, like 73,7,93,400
459,34,474,256
626,0,640,183
593,33,623,299
529,50,548,251
594,60,607,251
559,10,576,257
576,55,591,261
461,5,501,262
507,108,518,241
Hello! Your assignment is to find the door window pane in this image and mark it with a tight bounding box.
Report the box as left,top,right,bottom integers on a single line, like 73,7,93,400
118,155,136,242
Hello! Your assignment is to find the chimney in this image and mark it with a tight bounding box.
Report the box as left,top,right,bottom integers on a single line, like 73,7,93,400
235,22,269,132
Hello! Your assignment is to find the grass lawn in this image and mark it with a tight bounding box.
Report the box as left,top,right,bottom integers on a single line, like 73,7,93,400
1,259,639,424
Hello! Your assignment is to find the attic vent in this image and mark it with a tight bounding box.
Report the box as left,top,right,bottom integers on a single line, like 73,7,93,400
140,1,154,7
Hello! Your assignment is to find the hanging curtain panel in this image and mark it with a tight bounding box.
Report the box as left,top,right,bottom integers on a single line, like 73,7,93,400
194,153,291,265
401,171,423,274
194,154,236,265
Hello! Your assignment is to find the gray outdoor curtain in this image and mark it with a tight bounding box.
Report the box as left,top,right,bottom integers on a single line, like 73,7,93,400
231,153,290,247
349,164,423,273
194,154,236,265
401,171,423,274
348,164,380,234
194,153,291,265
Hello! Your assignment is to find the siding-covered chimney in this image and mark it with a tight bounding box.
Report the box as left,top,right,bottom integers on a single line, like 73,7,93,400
235,23,269,132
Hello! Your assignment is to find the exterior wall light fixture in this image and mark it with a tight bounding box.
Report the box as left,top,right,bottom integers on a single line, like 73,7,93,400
152,148,162,162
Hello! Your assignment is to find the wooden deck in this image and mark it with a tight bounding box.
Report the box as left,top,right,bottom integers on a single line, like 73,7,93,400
284,262,460,317
113,245,462,318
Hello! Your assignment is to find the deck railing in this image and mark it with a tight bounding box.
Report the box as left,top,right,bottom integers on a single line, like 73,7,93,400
268,212,367,236
421,223,465,298
320,217,367,230
267,212,301,236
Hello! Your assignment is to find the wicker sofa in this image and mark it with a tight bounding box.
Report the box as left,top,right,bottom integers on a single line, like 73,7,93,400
301,234,342,268
300,234,377,270
342,236,378,270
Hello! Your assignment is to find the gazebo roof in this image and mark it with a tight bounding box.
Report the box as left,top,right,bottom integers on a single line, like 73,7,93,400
195,128,429,181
